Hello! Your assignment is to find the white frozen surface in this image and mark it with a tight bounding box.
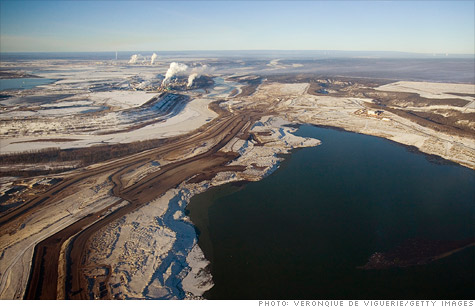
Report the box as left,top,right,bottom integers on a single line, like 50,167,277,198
87,187,213,299
181,244,214,298
0,98,217,153
375,81,475,102
87,91,158,110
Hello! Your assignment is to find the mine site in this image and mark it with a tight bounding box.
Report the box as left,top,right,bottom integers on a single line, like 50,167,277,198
0,51,474,300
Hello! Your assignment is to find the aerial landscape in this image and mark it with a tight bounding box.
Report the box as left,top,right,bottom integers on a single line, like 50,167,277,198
0,0,474,301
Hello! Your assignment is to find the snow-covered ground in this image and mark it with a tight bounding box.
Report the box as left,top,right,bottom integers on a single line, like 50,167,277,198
1,61,243,154
242,82,475,169
0,172,127,299
87,91,158,110
87,188,212,299
0,98,217,153
375,81,475,103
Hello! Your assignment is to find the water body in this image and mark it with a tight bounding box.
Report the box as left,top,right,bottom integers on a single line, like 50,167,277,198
187,125,475,299
0,78,55,91
206,77,241,98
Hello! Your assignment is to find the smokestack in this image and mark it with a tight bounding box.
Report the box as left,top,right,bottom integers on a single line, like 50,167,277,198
151,53,158,65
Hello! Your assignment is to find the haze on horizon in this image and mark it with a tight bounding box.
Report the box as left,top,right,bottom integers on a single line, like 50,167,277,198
0,0,474,55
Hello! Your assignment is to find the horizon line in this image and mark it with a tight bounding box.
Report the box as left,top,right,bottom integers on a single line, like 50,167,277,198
1,49,474,56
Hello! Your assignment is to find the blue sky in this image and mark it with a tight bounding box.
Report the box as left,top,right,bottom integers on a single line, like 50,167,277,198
0,0,474,54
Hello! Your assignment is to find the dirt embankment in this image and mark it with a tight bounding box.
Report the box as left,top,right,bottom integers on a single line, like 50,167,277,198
226,76,261,98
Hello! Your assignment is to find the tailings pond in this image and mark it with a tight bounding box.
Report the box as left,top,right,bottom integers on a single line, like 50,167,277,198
186,125,474,299
0,78,55,91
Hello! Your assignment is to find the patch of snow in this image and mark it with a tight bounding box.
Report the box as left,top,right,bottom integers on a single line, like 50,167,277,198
375,81,475,102
87,91,158,110
0,98,217,153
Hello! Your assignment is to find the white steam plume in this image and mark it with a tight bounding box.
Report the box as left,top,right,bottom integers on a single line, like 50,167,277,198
187,65,212,87
162,62,189,85
128,54,139,64
151,53,158,65
187,73,198,87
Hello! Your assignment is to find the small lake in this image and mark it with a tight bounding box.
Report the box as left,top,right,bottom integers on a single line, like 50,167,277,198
206,77,240,98
186,125,475,299
0,78,55,91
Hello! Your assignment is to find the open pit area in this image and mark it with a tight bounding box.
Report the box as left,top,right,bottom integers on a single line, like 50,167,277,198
0,55,474,299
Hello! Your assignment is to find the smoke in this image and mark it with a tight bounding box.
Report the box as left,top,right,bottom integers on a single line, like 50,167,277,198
187,65,212,87
161,62,213,87
129,53,152,64
162,62,189,85
129,54,139,64
187,73,198,87
151,53,158,65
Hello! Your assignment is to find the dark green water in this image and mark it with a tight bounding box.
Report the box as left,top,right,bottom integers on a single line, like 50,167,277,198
186,125,475,299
